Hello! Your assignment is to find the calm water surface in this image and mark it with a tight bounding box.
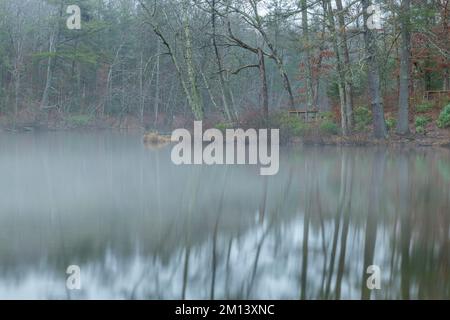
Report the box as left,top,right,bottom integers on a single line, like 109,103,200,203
0,131,449,299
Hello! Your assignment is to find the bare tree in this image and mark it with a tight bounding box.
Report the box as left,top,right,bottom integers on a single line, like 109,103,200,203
397,0,411,135
362,0,387,139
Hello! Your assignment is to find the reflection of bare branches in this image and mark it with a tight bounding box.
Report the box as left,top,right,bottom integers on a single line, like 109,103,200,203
211,168,229,299
388,214,398,292
246,221,274,298
259,177,268,223
300,159,312,300
181,167,203,300
396,152,411,300
335,156,354,299
181,246,191,300
210,217,219,300
361,150,386,300
300,205,310,300
325,152,347,299
225,237,233,299
129,193,179,299
314,175,330,298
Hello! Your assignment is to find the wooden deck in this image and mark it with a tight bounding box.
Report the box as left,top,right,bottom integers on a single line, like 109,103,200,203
288,109,321,122
424,90,450,101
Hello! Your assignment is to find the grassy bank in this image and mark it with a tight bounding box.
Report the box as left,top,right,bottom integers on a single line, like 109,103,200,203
2,104,450,150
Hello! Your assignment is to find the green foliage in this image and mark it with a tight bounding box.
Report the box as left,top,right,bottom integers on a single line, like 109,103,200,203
319,120,339,135
385,118,397,131
416,126,425,135
415,115,431,134
66,114,93,127
415,115,431,128
354,106,372,131
416,101,433,113
312,112,339,135
437,104,450,128
271,112,339,138
319,111,334,121
271,112,310,141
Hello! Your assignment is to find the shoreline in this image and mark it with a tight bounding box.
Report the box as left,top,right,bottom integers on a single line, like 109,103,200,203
1,113,449,150
294,134,450,149
2,124,449,150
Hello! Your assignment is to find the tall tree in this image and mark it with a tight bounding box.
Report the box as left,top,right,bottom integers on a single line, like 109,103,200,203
183,0,204,120
324,0,349,135
300,0,314,109
397,0,411,135
211,0,236,122
362,0,388,139
335,0,354,132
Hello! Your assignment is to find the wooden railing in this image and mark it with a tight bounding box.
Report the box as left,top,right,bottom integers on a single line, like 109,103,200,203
288,109,321,122
424,90,450,101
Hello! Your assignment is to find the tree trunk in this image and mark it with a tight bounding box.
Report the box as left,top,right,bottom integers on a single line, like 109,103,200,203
273,56,296,109
362,0,388,139
139,52,144,127
301,0,314,109
154,39,161,127
40,3,63,112
40,32,55,111
324,0,349,135
13,61,20,130
444,69,450,91
397,0,411,135
442,2,450,91
183,0,203,120
212,0,235,122
335,0,354,131
143,0,203,122
247,1,296,109
258,48,269,123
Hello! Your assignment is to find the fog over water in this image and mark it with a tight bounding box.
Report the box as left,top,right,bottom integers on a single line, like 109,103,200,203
0,131,449,299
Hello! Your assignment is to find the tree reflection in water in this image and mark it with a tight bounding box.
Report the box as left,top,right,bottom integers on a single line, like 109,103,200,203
0,132,449,299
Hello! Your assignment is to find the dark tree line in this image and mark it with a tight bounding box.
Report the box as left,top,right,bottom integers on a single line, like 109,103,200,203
0,0,449,137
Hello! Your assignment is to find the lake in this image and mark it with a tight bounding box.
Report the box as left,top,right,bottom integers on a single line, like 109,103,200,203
0,131,449,299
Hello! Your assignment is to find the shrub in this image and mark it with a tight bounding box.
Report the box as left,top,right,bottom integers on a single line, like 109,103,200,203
416,126,425,135
290,122,310,136
437,104,450,128
415,115,431,134
319,120,339,135
66,114,93,127
416,102,433,113
319,111,335,121
385,118,397,131
354,106,372,131
270,112,339,140
270,112,310,142
415,115,431,128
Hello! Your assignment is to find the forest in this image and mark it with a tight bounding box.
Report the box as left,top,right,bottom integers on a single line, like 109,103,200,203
1,1,450,301
0,0,449,143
